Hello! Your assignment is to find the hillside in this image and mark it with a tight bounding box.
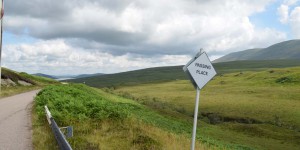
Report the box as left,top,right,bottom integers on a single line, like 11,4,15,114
34,67,300,149
1,67,59,98
66,66,186,88
66,59,300,88
33,84,245,149
214,40,300,62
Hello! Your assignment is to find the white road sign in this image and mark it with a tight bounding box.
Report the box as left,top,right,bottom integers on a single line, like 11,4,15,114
187,52,216,89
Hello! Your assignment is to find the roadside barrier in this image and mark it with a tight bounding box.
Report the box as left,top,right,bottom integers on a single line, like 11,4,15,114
45,105,73,150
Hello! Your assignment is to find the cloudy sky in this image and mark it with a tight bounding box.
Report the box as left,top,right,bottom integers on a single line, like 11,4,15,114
1,0,300,75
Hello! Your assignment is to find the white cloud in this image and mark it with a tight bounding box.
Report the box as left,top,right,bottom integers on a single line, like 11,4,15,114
119,3,144,33
2,40,190,75
278,5,289,23
289,7,300,38
5,0,281,53
3,0,290,74
283,0,299,6
277,0,300,38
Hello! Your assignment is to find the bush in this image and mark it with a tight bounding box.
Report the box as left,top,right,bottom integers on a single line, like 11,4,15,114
275,76,293,84
35,84,133,124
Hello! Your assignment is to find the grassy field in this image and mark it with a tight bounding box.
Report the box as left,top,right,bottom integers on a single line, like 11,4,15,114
114,67,300,150
33,84,257,150
67,59,300,88
31,65,300,149
1,67,59,98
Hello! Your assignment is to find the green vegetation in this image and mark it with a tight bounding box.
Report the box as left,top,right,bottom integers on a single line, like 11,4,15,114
19,72,59,85
114,67,300,150
1,67,59,98
34,84,253,149
35,84,130,123
67,59,300,88
213,59,300,74
32,65,300,149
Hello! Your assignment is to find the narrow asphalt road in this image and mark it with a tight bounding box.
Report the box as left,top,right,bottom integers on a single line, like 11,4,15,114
0,90,40,150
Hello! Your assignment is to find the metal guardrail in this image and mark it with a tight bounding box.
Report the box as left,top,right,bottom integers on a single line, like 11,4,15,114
45,106,73,150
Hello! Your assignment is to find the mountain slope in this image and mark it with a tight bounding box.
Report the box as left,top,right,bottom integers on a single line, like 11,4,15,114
66,59,300,88
66,66,186,88
214,40,300,62
213,48,262,62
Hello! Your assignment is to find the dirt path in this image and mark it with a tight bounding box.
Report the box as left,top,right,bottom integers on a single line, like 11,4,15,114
0,90,40,150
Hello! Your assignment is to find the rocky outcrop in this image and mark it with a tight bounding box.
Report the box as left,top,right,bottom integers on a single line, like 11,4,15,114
1,79,33,87
1,79,17,87
18,80,33,86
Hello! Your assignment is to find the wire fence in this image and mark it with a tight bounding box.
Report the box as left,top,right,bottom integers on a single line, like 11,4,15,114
45,106,73,150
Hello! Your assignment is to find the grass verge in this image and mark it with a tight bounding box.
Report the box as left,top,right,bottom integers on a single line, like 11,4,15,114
33,84,247,149
0,86,42,98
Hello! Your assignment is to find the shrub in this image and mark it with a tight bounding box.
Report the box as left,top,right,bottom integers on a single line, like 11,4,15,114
35,84,132,124
275,76,293,84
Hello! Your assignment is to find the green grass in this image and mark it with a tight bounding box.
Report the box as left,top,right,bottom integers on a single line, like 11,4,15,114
19,72,59,85
33,84,252,149
32,65,300,149
66,59,300,88
114,67,300,150
1,86,42,98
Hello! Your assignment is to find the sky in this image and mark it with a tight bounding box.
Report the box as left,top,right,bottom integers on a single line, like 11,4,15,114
1,0,300,75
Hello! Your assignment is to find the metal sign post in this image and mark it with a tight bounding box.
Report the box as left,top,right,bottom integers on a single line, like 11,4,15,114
191,87,200,150
183,49,216,150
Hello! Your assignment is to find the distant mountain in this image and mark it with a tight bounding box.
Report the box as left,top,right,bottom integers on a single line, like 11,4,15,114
32,73,57,79
33,73,105,80
75,73,105,79
214,40,300,62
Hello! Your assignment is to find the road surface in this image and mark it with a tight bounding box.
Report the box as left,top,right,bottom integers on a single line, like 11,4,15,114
0,90,40,150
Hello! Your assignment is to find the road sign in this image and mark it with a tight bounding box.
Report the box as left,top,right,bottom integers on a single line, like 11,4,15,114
186,52,216,89
183,50,216,150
